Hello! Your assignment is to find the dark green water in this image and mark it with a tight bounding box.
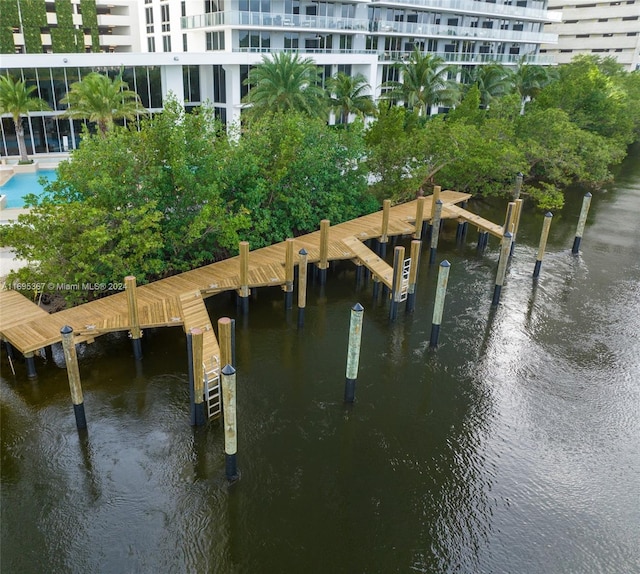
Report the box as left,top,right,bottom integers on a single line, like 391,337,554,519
2,147,639,573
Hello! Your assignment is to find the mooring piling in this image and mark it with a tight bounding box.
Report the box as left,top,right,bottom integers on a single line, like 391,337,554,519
510,198,524,256
379,199,391,258
427,185,441,240
492,232,513,306
344,303,364,403
24,352,37,379
572,192,592,254
533,212,554,278
124,275,143,360
389,246,406,322
238,241,250,314
298,248,308,328
414,196,426,241
189,328,206,426
284,238,295,310
503,201,516,235
406,240,422,313
513,173,524,200
318,219,330,285
60,325,87,430
429,199,443,264
430,260,451,347
221,364,239,482
218,317,233,369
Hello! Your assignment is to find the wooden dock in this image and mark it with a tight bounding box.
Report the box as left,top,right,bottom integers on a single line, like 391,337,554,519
1,190,504,359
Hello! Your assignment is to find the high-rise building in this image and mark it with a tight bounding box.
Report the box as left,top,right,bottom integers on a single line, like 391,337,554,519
541,0,640,71
1,0,559,156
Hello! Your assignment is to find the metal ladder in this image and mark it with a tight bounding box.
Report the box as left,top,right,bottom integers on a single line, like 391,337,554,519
399,257,411,302
203,355,222,420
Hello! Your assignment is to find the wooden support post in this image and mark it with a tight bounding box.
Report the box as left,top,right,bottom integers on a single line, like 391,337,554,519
372,273,381,303
492,232,513,306
414,196,426,240
406,240,422,314
477,230,489,252
389,246,405,322
318,219,330,285
125,275,142,360
60,326,87,430
284,238,295,310
430,185,441,220
503,201,516,235
190,328,206,426
218,317,233,369
379,199,391,258
239,241,250,314
510,198,524,256
572,192,592,254
461,200,469,240
344,303,364,403
513,172,524,200
354,261,364,290
430,260,451,348
298,248,308,328
534,212,553,278
429,199,443,264
221,364,239,482
24,352,37,379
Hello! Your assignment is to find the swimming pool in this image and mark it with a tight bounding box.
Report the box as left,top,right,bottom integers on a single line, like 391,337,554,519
0,169,58,208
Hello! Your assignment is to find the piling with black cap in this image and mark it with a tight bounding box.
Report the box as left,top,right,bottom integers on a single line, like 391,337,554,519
492,232,513,306
298,248,308,328
125,275,143,360
60,325,87,430
572,192,592,254
429,199,443,264
221,364,239,482
344,303,364,403
405,240,422,313
284,238,295,310
533,212,553,278
389,246,405,322
430,260,451,347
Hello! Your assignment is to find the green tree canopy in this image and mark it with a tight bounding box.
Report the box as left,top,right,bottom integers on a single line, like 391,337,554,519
326,72,376,126
0,74,50,162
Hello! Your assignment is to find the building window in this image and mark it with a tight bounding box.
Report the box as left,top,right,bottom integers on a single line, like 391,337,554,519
146,7,154,34
284,33,298,49
206,31,225,50
339,35,352,51
206,0,224,12
183,33,188,51
513,21,524,31
148,37,155,52
482,20,494,29
213,65,226,103
163,35,171,51
161,4,171,32
181,1,186,17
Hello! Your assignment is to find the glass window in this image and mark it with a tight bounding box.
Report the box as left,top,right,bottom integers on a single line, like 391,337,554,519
163,35,172,52
213,65,226,103
148,37,156,52
149,67,162,108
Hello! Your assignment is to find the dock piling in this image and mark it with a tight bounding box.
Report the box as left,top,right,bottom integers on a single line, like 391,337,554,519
510,198,523,257
125,276,143,360
190,328,206,426
239,241,250,314
513,173,524,200
429,199,443,264
427,185,442,240
284,238,295,310
380,199,391,258
572,192,592,254
318,220,330,285
492,232,513,306
389,246,405,322
533,212,553,278
221,364,239,482
406,240,422,313
218,317,233,369
414,197,426,241
60,326,87,430
24,352,37,379
298,248,308,328
344,303,364,403
430,260,451,347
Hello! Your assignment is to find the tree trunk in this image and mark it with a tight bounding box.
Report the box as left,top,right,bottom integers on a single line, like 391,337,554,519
14,117,29,163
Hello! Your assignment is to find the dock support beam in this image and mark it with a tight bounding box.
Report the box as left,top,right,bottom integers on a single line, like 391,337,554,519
239,241,250,314
125,276,143,360
379,199,390,259
221,364,239,482
429,199,443,264
572,193,592,254
298,248,308,329
492,232,513,306
389,246,405,322
414,197,426,241
189,328,206,426
344,303,364,403
534,212,554,278
284,238,294,310
318,220,330,285
60,326,87,430
430,260,451,348
405,240,422,314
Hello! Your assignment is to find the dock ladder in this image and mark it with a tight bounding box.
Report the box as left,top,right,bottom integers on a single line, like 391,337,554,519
203,355,222,420
399,257,412,302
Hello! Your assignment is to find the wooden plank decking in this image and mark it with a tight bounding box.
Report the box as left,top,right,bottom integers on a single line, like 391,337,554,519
1,191,501,356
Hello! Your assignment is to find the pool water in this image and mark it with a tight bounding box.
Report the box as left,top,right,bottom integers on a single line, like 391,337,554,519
0,169,58,208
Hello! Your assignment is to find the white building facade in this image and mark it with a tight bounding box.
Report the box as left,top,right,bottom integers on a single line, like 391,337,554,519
1,0,559,156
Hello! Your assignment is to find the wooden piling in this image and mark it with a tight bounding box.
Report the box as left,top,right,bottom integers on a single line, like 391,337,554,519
380,199,391,258
218,317,233,369
572,192,592,254
430,185,441,220
284,238,295,309
344,303,364,403
503,201,516,234
510,198,523,256
298,248,308,328
389,246,405,322
533,212,553,278
405,240,422,313
414,197,426,240
492,232,513,306
430,260,451,347
429,199,443,264
318,219,330,284
238,241,250,313
125,276,142,360
60,326,87,430
221,364,239,482
190,328,206,426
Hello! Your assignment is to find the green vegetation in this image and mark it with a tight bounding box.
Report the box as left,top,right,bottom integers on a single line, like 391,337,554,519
1,56,639,305
20,0,47,54
0,0,19,53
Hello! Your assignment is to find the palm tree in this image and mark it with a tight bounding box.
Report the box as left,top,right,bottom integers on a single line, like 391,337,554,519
243,52,327,121
0,75,51,163
461,63,512,108
382,50,460,116
326,72,376,126
509,60,556,114
61,71,146,136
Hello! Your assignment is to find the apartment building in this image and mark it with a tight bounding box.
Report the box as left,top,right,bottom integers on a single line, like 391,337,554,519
1,0,559,156
541,0,640,70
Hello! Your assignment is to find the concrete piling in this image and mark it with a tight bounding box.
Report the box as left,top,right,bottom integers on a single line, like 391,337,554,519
572,192,592,254
533,212,553,278
429,199,443,264
344,303,364,403
221,364,239,482
429,260,451,348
